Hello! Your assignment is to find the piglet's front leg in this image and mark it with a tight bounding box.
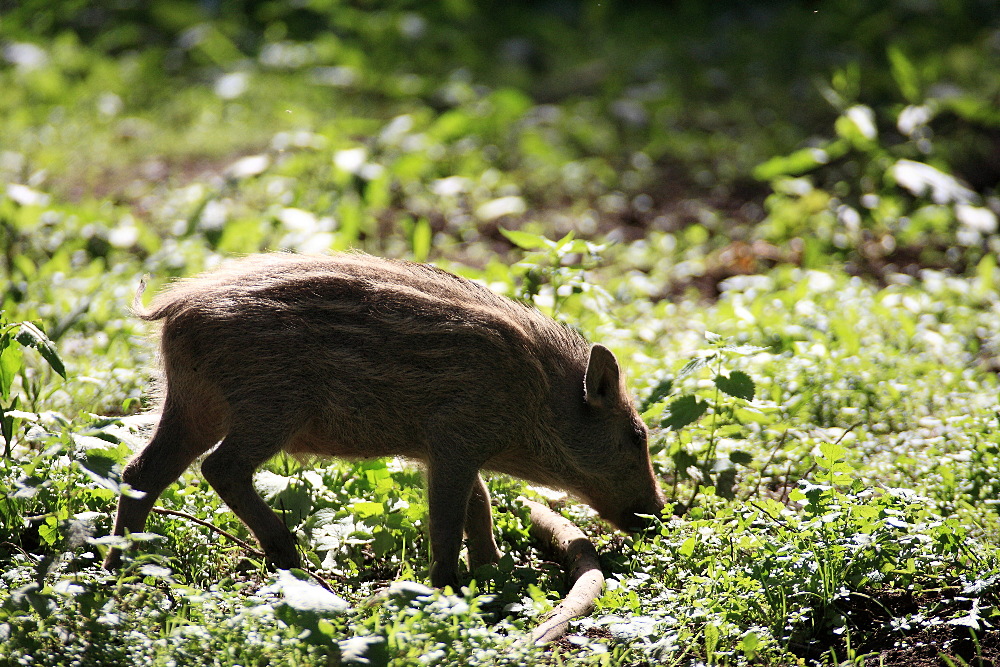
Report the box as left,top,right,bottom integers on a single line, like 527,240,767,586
426,460,479,589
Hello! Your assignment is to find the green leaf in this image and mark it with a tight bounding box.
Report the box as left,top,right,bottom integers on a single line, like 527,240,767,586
753,146,831,181
0,333,22,398
272,483,314,524
888,45,921,102
661,395,708,430
498,227,552,250
371,528,395,557
552,230,577,251
705,622,720,657
640,378,673,412
729,450,754,466
678,536,696,558
79,450,122,491
671,447,698,476
0,402,12,454
351,501,384,518
677,356,710,380
714,371,755,401
410,217,432,263
14,322,66,378
819,441,848,464
741,631,760,659
720,344,770,356
39,515,61,546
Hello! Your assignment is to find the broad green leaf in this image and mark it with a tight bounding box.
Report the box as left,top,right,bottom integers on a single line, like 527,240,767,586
678,536,696,558
819,441,848,464
661,395,708,430
0,334,21,398
640,377,673,412
754,497,786,519
272,483,314,523
79,450,122,491
734,405,776,425
671,448,698,476
371,528,395,557
714,371,755,401
39,516,61,546
498,227,552,250
351,501,384,518
729,450,754,466
14,322,66,378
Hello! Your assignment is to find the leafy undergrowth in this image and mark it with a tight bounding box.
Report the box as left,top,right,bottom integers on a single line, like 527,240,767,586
2,249,998,665
3,1,1000,665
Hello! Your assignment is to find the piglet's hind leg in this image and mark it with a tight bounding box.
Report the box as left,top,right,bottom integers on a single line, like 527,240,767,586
200,424,301,569
105,400,218,569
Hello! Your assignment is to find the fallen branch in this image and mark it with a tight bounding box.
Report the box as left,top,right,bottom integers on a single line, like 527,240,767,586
520,498,605,644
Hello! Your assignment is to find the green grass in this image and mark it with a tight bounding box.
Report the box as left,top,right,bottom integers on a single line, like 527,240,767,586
2,1,1000,665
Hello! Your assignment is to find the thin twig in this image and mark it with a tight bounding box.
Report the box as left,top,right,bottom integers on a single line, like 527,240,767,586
833,421,864,446
304,567,335,592
751,428,790,500
1,541,41,562
151,507,264,557
150,507,335,592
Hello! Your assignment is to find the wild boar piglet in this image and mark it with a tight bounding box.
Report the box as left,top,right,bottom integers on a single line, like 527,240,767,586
104,252,665,587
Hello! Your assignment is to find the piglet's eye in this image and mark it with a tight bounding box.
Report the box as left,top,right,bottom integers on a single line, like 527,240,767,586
630,421,648,448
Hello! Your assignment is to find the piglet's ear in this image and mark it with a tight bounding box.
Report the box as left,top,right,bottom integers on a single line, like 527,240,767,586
584,344,623,409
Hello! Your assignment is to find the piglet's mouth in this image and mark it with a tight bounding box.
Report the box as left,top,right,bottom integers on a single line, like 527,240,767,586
612,507,664,533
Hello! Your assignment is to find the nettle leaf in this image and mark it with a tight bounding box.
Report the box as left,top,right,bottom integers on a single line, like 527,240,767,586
640,378,673,412
371,528,396,557
819,441,848,464
715,371,755,401
661,395,708,430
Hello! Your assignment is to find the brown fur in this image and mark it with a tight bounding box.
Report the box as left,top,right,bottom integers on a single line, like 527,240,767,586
104,252,665,587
